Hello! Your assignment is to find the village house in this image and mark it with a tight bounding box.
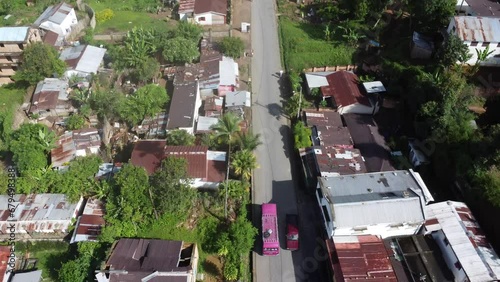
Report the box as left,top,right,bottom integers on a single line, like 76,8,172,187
455,0,500,16
316,170,434,239
0,194,83,240
424,201,500,282
225,90,251,109
0,27,42,85
95,239,199,282
178,0,227,25
203,96,224,117
33,2,78,39
51,128,101,170
196,116,219,134
132,111,168,138
305,71,380,115
70,198,105,244
130,141,227,189
167,82,201,134
7,270,43,282
59,44,107,79
28,78,75,118
302,110,353,147
447,16,500,66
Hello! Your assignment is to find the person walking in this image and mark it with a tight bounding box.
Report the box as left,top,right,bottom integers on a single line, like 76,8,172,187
279,70,283,77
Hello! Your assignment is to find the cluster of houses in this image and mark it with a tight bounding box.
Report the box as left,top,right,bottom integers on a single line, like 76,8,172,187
303,62,500,281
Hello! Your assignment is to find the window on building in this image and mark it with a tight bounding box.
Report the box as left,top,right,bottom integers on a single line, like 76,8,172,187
471,41,478,46
199,17,206,21
482,42,490,47
18,44,23,50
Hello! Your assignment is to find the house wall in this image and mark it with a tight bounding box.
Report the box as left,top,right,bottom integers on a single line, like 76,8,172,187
430,229,467,282
179,12,192,21
455,0,472,15
191,179,220,189
0,29,41,83
195,12,225,25
40,8,78,37
447,20,500,66
190,244,199,282
316,187,422,239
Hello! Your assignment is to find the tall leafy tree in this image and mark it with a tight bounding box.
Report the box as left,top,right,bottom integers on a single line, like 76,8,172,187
13,42,66,85
174,21,203,41
293,121,312,149
150,158,197,217
231,150,258,181
120,84,168,126
236,132,262,151
134,57,160,83
121,27,157,68
166,129,195,145
8,123,56,173
410,0,456,32
88,89,124,121
162,37,200,64
437,34,471,67
219,36,245,59
210,113,242,218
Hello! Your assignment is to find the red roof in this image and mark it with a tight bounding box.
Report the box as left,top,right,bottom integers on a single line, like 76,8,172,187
164,146,208,179
194,0,227,15
131,142,227,181
321,71,370,107
0,246,9,281
328,236,397,282
130,140,167,175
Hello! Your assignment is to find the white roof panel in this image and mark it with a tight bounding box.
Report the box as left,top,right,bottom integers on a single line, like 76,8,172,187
0,27,29,42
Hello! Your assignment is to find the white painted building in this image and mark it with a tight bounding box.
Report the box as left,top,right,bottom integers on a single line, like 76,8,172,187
316,170,434,239
448,16,500,66
424,201,500,282
0,194,83,238
59,45,107,79
33,2,78,38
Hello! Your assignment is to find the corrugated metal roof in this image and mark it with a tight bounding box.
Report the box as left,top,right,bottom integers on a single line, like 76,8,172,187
0,194,79,222
194,0,227,15
303,110,353,147
164,145,208,178
179,0,195,13
34,2,74,26
425,201,500,282
167,82,198,129
219,57,238,85
73,128,101,151
0,27,29,43
330,235,397,281
225,91,250,107
196,116,218,133
305,72,333,88
319,170,432,228
300,145,367,176
10,270,43,282
51,131,76,167
453,16,500,42
321,71,371,106
60,45,106,74
29,78,68,113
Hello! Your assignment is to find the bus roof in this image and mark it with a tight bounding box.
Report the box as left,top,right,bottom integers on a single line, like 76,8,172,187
262,203,278,243
262,203,277,214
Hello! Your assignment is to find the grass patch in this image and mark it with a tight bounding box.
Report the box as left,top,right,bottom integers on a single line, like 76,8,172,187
88,0,174,34
0,84,27,150
15,241,70,282
279,16,355,72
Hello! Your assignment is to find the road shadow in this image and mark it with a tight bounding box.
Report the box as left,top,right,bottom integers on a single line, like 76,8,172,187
267,102,283,120
279,125,291,159
251,203,263,256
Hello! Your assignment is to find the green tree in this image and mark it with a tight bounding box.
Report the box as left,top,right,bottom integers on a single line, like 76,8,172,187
231,150,258,181
411,0,456,32
8,123,56,174
150,158,197,217
219,36,245,59
121,27,157,69
236,132,262,151
120,84,168,126
284,93,311,119
134,57,160,83
162,37,200,64
13,42,66,85
437,34,471,67
210,113,242,218
65,114,86,130
174,21,203,41
55,156,102,201
293,121,312,149
471,166,500,207
88,89,124,121
166,129,195,145
58,258,88,282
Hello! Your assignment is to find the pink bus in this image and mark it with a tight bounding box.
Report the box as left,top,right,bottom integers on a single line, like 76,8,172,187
262,203,279,256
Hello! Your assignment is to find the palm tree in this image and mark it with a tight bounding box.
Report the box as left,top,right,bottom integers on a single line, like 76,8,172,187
236,131,262,151
210,113,242,219
231,150,259,181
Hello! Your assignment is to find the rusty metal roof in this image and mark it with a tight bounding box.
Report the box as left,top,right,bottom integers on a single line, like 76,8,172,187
51,131,76,168
178,0,195,13
453,16,500,42
328,235,397,281
425,201,500,281
300,146,367,176
164,145,208,178
0,246,9,281
72,128,101,151
29,78,69,113
321,71,371,107
303,110,353,147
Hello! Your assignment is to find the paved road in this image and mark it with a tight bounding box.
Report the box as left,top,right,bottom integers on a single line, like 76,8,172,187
251,0,327,281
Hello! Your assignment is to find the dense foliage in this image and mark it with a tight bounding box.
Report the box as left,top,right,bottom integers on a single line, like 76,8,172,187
293,121,312,149
166,129,196,145
219,36,245,59
13,42,66,85
120,84,169,126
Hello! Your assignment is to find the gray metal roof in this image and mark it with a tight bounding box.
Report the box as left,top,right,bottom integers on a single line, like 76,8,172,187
196,116,218,132
0,194,80,222
10,270,42,282
225,90,250,107
60,45,106,74
219,56,238,86
0,27,29,43
34,2,74,26
318,170,432,227
305,72,334,88
362,81,386,94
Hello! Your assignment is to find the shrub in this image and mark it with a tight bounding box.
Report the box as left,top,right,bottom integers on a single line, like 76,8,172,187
96,9,114,23
219,36,245,59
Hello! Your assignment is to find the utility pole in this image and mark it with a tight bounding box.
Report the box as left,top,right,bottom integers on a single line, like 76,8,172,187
296,86,302,120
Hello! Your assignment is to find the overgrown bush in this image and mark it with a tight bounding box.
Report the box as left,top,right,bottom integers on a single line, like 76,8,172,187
96,9,114,23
